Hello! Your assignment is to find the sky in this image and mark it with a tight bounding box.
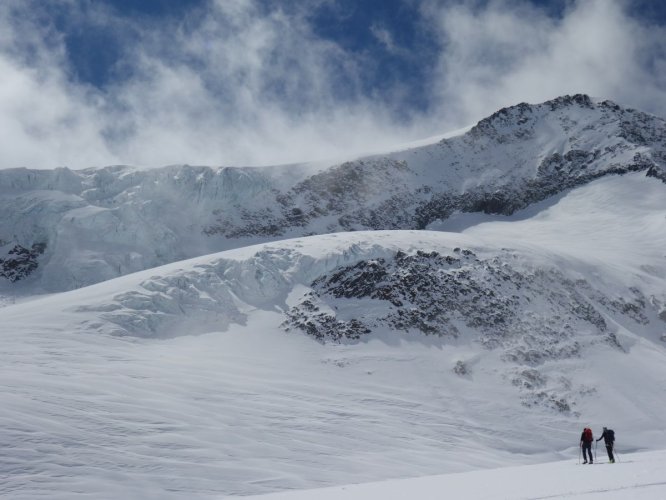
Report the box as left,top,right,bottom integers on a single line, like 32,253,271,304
0,0,665,169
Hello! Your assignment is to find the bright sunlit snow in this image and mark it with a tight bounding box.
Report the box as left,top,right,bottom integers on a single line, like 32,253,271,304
2,171,666,498
243,449,666,500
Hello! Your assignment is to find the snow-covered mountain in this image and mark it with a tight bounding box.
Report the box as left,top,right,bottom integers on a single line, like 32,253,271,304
2,171,666,498
2,95,666,498
243,449,666,500
1,94,664,293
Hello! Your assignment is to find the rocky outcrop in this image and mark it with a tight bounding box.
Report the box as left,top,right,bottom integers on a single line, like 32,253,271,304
0,243,46,282
2,94,665,289
210,94,666,238
280,247,660,413
281,249,634,351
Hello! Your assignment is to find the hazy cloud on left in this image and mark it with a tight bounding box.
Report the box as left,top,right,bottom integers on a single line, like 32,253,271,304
0,0,664,169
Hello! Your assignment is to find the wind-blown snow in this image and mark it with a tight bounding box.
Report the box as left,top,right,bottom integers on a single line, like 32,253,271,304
1,172,666,498
1,95,664,294
242,449,666,500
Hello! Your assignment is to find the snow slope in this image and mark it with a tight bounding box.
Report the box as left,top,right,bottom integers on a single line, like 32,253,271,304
2,172,666,498
1,94,664,293
242,449,666,500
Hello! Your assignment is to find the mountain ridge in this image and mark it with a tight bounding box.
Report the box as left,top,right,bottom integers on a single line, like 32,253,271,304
3,171,665,414
2,172,666,497
1,94,664,294
2,95,666,497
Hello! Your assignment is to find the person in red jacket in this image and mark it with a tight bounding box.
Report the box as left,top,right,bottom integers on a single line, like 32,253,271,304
580,427,594,464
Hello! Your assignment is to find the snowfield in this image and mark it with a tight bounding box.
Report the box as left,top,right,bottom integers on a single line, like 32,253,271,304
243,449,666,500
2,95,665,293
2,171,666,498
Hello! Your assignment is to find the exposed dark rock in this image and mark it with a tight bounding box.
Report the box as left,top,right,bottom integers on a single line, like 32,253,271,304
547,93,595,110
282,250,620,356
196,94,666,245
512,369,547,390
281,296,372,342
0,242,47,282
525,392,573,414
453,360,471,377
646,165,666,183
4,94,666,289
278,247,656,405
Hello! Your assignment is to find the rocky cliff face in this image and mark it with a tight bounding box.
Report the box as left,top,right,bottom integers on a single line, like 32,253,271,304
280,244,656,414
210,95,665,236
1,94,665,291
0,242,46,282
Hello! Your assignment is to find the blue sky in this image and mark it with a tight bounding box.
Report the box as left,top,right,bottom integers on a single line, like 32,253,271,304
0,0,665,168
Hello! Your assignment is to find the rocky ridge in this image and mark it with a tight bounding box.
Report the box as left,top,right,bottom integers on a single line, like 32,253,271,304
281,246,656,413
0,94,665,291
214,95,665,236
0,242,46,282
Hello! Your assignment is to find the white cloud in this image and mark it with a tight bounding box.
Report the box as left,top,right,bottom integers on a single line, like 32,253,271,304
370,22,413,58
0,0,664,169
0,4,116,168
427,0,666,125
0,0,435,168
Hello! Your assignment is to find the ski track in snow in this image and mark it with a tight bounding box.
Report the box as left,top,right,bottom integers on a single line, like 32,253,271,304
2,312,567,498
239,449,666,500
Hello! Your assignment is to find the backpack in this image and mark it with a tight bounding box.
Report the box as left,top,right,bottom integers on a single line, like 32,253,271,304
606,429,615,442
583,428,593,442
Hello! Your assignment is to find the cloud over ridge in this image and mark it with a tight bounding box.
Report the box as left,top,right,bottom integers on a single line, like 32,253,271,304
0,0,664,169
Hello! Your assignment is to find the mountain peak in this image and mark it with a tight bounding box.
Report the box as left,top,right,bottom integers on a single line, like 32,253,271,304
545,93,595,110
468,94,601,140
1,95,665,291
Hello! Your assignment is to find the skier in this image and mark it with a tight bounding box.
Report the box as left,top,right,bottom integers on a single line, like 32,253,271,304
596,427,615,463
580,427,594,464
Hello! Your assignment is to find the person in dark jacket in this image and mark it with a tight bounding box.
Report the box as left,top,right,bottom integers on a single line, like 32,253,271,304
580,427,594,464
597,427,615,463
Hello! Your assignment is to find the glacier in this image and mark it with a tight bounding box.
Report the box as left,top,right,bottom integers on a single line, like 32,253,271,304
0,94,664,294
1,95,666,498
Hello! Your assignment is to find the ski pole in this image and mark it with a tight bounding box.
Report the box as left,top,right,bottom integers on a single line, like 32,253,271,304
578,443,581,464
594,440,597,462
613,444,620,462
